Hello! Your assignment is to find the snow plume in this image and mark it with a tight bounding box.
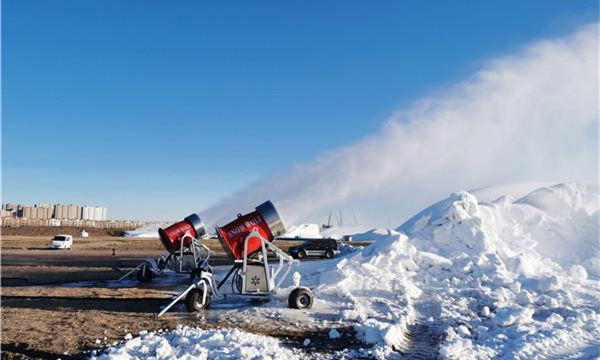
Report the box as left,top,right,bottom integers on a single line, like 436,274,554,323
202,23,599,228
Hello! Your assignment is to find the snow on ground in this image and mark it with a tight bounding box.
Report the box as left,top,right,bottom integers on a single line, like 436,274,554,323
93,326,301,360
98,182,599,360
308,232,422,358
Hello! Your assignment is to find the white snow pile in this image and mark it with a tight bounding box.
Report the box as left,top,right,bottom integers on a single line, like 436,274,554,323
468,181,558,203
395,182,600,359
343,228,402,242
92,326,300,360
305,182,599,359
281,223,396,242
321,225,372,240
400,182,599,277
124,222,170,238
280,223,323,238
312,231,422,358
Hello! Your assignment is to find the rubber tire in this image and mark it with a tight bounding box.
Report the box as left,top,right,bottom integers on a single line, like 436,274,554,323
233,271,243,293
136,265,154,282
288,287,313,309
324,250,334,259
297,249,307,259
185,284,211,312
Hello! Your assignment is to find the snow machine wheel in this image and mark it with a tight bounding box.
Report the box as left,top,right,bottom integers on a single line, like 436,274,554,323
185,284,211,312
233,270,243,293
297,249,307,259
324,250,334,259
288,287,313,309
136,265,154,282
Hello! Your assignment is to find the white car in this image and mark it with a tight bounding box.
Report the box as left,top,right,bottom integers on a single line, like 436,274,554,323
49,234,73,249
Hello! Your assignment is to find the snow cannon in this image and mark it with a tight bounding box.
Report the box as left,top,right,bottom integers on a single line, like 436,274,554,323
116,213,211,283
215,201,286,260
159,214,207,253
158,200,314,317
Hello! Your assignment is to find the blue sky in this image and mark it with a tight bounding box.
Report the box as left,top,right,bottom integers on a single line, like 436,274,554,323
3,1,598,220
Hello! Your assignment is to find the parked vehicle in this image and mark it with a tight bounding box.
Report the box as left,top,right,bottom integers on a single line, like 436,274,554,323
49,234,73,249
289,238,339,259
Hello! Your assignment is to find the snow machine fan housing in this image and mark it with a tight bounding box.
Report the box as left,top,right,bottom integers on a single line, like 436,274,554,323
215,200,286,260
158,213,207,253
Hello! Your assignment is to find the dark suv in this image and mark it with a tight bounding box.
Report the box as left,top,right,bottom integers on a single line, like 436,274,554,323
289,238,339,259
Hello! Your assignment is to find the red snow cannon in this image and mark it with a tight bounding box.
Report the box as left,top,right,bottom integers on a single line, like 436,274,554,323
158,214,206,253
216,201,286,260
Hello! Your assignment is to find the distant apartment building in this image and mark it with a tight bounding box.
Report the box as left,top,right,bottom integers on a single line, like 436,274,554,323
19,204,53,220
1,202,107,221
55,204,66,219
67,204,79,219
1,216,144,230
81,205,107,221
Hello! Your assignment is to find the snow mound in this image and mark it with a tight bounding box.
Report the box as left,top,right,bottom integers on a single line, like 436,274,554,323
513,183,599,273
281,182,599,358
312,232,422,359
280,223,322,238
345,228,402,242
469,181,558,203
281,223,390,241
399,182,599,276
320,225,375,240
92,326,299,360
395,182,599,359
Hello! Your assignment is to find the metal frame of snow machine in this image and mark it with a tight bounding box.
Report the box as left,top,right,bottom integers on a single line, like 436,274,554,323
158,228,314,316
117,231,209,283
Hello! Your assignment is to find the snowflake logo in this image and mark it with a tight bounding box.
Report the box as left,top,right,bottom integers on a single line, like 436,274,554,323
250,275,261,286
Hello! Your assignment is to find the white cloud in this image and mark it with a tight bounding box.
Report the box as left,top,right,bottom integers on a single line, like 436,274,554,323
201,23,599,228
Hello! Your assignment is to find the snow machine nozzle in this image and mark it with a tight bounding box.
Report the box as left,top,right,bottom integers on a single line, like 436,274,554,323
159,213,207,253
215,200,286,260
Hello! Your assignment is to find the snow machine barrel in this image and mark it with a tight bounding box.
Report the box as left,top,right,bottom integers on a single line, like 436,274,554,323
215,201,286,260
158,214,206,253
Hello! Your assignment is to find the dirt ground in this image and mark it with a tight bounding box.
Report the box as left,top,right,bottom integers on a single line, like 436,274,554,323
2,235,170,251
1,226,127,237
1,235,364,359
1,234,310,252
